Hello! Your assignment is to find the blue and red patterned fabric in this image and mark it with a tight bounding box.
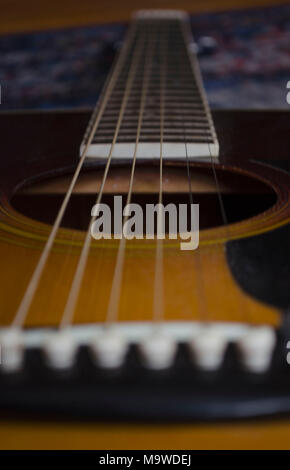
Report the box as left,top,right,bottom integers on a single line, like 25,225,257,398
1,5,290,110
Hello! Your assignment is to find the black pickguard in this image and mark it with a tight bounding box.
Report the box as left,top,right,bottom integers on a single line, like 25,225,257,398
226,222,290,311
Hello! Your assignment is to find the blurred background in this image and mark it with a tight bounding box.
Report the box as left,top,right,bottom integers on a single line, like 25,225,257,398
0,0,290,110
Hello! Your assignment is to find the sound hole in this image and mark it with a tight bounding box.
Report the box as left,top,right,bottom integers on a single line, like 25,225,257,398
11,164,277,231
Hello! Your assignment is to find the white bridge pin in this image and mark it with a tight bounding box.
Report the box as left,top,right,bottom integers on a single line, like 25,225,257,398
43,329,77,370
0,328,24,373
90,329,128,369
138,332,177,370
188,326,228,371
237,326,276,373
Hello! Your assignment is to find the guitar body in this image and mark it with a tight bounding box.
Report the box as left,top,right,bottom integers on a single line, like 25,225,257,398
0,109,289,326
0,109,290,448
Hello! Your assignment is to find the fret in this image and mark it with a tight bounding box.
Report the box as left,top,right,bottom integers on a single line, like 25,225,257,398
95,126,212,134
81,10,219,161
102,110,209,118
99,115,209,124
102,109,207,120
104,94,203,102
100,123,210,131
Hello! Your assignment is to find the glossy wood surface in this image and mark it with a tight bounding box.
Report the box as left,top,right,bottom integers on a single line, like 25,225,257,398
2,419,290,450
1,0,288,34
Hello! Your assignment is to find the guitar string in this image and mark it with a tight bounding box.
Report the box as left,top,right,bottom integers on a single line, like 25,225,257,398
12,17,235,335
105,31,155,326
10,24,137,330
180,18,250,325
152,27,167,325
59,33,146,329
178,33,209,324
208,143,252,324
182,103,208,323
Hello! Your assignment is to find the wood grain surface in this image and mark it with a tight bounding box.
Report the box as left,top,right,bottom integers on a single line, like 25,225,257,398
1,419,290,450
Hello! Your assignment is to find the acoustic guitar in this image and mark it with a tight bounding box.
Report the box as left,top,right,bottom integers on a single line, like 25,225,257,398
0,9,290,449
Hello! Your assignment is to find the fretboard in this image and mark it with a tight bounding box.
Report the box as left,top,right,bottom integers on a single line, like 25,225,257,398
81,10,219,161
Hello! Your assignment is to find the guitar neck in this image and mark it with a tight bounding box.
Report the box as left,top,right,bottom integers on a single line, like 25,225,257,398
81,10,219,161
